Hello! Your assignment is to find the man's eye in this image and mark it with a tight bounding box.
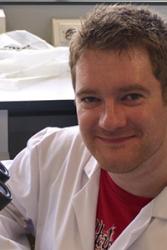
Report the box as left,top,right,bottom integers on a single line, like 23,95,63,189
81,96,100,103
121,93,144,104
79,96,102,108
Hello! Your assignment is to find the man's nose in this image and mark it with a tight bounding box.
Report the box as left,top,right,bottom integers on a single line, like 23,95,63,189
98,101,127,131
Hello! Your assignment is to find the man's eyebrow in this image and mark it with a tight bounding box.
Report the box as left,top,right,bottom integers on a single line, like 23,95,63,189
118,84,150,94
75,88,98,97
75,84,150,97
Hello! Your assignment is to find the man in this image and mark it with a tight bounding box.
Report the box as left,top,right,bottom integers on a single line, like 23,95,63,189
0,3,167,250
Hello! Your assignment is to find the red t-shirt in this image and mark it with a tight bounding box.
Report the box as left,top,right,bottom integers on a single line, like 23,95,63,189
94,169,152,249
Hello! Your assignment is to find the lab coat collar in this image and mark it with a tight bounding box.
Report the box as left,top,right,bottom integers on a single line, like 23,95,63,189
110,186,167,250
110,201,153,249
151,186,167,219
72,156,100,250
84,155,99,179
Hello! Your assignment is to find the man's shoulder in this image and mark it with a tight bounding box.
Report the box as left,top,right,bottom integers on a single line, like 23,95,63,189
27,125,82,149
25,125,91,175
37,125,80,139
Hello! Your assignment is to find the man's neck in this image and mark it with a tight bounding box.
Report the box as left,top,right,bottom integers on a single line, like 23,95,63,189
108,152,167,198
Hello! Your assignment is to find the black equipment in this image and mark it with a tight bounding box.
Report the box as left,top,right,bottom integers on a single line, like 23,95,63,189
0,162,12,210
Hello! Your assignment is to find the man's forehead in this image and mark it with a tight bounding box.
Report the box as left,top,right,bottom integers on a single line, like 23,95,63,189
76,47,149,62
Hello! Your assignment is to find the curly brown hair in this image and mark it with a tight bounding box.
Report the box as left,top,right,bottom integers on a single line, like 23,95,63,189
69,4,167,102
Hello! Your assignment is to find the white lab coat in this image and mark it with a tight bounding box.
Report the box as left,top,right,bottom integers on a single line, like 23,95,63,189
0,126,167,250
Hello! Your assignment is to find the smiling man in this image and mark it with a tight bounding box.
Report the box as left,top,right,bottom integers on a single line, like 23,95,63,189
75,48,167,180
1,4,167,250
70,4,167,248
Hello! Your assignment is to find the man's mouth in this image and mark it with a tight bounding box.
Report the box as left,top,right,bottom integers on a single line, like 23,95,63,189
96,135,136,144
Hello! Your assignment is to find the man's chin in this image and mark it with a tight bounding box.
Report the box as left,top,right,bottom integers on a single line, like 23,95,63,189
98,158,140,174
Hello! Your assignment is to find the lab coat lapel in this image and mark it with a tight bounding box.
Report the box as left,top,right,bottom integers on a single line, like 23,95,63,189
73,156,100,250
110,187,167,250
109,201,153,250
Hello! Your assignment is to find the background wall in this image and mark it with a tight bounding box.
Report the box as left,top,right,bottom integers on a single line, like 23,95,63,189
0,4,94,44
0,3,167,45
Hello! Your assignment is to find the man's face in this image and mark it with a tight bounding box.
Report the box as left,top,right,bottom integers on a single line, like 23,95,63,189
75,48,167,174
